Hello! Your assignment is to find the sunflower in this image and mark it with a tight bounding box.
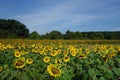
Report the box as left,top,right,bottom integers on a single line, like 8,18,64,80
24,49,30,54
31,44,36,47
26,58,33,64
85,49,90,54
63,56,70,62
14,50,21,57
14,58,26,69
55,58,62,67
71,51,76,57
43,56,50,63
32,48,39,53
0,66,3,72
47,64,62,77
50,50,58,56
78,54,87,59
55,58,61,64
39,49,44,55
48,46,53,51
63,50,68,56
20,50,26,55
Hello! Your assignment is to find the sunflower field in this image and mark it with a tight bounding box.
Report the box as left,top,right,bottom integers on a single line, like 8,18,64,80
0,39,120,80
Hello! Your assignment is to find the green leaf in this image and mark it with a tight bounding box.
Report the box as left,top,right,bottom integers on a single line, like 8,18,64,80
95,69,102,76
96,58,101,64
21,73,31,80
9,70,17,80
55,75,71,80
1,70,10,80
88,68,95,77
104,69,113,79
0,57,5,64
93,76,98,80
98,65,107,71
76,63,82,72
113,67,120,76
100,77,105,80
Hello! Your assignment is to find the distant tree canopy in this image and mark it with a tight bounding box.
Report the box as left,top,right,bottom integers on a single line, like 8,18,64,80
49,30,63,39
0,19,120,40
39,30,120,40
0,19,29,38
29,31,40,39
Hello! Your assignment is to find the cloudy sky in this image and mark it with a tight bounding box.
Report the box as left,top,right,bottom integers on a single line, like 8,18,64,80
0,0,120,34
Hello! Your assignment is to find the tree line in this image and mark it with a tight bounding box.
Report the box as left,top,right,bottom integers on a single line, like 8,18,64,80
0,19,120,40
29,30,120,40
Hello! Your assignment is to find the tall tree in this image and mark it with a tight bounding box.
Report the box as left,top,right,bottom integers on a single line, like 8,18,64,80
0,19,29,38
49,30,63,39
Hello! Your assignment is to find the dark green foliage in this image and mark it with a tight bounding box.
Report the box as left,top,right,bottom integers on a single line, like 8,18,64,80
49,30,63,39
41,30,120,40
0,19,29,38
29,31,41,39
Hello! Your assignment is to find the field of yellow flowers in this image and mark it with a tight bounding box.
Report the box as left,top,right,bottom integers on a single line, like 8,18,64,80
0,39,120,80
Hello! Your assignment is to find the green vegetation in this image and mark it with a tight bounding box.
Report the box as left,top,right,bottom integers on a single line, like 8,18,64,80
0,19,29,38
0,19,120,40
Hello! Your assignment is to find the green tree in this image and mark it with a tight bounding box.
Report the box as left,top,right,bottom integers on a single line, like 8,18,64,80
64,30,74,39
49,30,63,39
0,19,29,38
29,31,40,39
87,32,104,39
74,31,81,39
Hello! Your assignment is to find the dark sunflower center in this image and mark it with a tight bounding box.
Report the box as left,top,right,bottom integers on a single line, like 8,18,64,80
57,60,60,64
16,53,20,56
28,59,32,62
79,55,84,58
16,60,24,66
65,56,69,60
51,68,59,74
52,52,55,55
45,58,49,61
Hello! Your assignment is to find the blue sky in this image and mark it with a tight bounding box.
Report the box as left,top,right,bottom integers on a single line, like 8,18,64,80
0,0,120,34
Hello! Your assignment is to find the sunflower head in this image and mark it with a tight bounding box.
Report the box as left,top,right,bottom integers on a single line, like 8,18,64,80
50,50,58,56
55,58,62,67
43,56,50,63
48,46,53,51
55,58,61,64
14,51,21,57
85,49,90,54
26,58,33,64
63,56,70,62
71,51,76,57
14,58,26,69
47,64,62,77
78,54,87,59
